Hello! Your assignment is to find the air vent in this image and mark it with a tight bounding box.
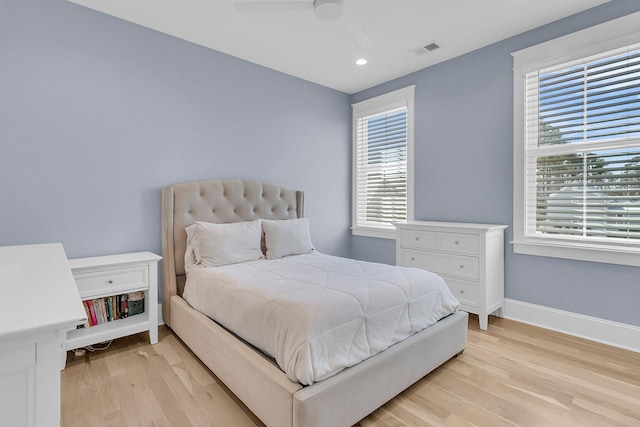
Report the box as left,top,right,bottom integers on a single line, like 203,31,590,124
424,42,440,51
412,41,441,55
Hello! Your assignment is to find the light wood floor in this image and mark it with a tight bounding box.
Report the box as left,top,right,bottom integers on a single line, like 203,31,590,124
61,315,640,427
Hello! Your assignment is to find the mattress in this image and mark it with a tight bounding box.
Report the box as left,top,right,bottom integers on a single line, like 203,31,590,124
183,253,460,385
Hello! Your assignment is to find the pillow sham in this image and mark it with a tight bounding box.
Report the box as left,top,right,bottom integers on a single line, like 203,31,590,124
262,217,315,259
184,224,198,272
195,219,263,267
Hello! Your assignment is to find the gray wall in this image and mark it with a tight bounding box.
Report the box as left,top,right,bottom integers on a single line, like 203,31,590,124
350,0,640,327
1,0,351,266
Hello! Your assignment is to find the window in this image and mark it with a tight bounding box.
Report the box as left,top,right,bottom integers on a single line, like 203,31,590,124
352,86,414,239
512,12,640,266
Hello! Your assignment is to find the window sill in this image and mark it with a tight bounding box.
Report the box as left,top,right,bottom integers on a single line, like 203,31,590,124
513,240,640,267
351,226,396,240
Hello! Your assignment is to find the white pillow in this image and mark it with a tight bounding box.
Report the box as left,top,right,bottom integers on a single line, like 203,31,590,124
195,219,263,267
262,217,315,259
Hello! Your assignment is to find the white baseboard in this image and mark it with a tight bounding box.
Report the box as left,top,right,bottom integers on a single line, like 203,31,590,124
503,299,640,353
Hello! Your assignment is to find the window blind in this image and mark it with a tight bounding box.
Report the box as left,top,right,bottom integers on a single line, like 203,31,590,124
355,107,408,229
525,43,640,245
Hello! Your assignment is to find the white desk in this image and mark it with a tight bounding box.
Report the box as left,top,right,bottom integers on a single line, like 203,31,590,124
0,243,86,427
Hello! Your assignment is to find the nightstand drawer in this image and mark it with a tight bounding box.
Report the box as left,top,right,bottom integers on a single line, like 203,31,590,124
443,277,479,307
74,267,147,298
399,230,436,249
437,232,478,255
400,250,479,280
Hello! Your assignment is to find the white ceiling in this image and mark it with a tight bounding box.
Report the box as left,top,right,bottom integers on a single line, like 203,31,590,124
67,0,611,94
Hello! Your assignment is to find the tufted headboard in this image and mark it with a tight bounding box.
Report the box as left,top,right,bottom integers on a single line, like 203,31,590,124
161,179,304,326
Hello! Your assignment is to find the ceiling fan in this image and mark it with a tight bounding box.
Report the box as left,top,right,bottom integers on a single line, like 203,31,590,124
234,0,373,48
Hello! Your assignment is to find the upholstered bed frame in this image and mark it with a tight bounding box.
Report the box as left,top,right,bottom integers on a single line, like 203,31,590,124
161,179,468,427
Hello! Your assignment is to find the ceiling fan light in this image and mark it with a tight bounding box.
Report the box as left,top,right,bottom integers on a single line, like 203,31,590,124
315,0,343,21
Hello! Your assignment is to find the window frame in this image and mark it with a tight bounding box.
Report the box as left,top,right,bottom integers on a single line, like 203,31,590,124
512,11,640,267
351,85,415,239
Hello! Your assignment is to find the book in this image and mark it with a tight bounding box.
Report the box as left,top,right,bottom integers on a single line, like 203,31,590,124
82,301,92,328
92,299,99,324
98,298,106,324
123,293,128,318
112,295,118,320
107,297,113,322
86,299,98,326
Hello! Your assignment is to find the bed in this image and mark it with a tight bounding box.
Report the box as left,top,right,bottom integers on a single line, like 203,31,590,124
161,179,468,427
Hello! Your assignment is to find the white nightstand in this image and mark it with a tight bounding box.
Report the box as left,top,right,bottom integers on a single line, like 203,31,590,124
396,221,507,330
65,252,161,361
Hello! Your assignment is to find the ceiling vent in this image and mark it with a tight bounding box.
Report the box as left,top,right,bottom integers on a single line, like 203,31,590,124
412,41,440,55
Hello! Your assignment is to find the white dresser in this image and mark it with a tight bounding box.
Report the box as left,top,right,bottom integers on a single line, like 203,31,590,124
0,243,86,427
396,221,507,330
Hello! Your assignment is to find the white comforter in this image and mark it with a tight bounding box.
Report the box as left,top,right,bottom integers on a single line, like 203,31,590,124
183,253,459,385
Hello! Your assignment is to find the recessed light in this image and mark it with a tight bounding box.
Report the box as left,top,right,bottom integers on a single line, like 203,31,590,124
355,58,368,66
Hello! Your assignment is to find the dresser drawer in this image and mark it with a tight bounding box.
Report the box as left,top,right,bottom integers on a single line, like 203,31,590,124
399,230,437,250
73,266,147,298
442,276,479,307
437,232,478,255
399,249,479,281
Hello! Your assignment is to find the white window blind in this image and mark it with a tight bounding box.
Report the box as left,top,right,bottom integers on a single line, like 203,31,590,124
355,107,407,228
352,86,414,238
524,43,640,248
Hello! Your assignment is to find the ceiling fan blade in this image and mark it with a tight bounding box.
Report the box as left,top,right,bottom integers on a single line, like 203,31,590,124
234,0,314,12
340,15,373,49
234,0,373,48
235,0,314,3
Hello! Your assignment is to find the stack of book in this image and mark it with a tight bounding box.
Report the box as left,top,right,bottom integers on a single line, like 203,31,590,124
81,292,143,327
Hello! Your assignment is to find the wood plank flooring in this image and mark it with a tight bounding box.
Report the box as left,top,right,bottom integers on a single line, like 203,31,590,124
61,315,640,427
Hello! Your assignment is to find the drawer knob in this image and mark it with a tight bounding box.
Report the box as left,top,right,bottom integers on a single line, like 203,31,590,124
415,237,419,241
455,240,459,245
459,265,464,269
410,257,415,261
460,290,465,294
107,280,114,284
